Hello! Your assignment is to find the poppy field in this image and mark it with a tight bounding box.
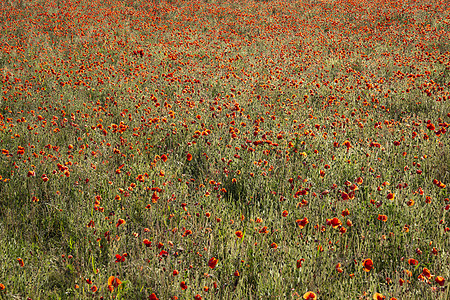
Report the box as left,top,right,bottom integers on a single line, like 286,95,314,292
1,0,450,299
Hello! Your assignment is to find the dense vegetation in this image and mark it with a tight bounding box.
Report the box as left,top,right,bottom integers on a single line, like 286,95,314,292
0,0,449,299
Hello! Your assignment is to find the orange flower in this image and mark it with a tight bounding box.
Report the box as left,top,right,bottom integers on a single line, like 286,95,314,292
187,153,193,161
422,267,432,279
208,257,218,269
387,193,395,200
363,258,373,272
377,215,388,222
194,295,202,300
403,224,410,232
435,276,445,286
108,276,122,292
303,291,317,299
180,281,188,290
235,231,243,238
173,269,179,276
91,285,98,293
296,217,309,229
234,270,240,277
343,140,352,151
17,258,24,267
0,283,5,290
282,210,289,217
143,239,151,247
373,293,385,300
407,258,418,265
329,217,342,228
270,242,278,249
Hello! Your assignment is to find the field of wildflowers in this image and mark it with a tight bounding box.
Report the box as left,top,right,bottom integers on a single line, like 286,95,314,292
0,0,449,299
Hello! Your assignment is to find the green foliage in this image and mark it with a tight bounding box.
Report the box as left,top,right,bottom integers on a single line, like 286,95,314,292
0,0,449,299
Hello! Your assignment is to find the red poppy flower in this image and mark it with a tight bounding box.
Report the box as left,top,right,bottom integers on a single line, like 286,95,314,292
180,281,187,290
296,218,309,229
356,177,363,185
387,193,395,200
108,275,122,292
282,210,289,217
91,285,98,293
17,258,24,267
149,293,159,300
329,217,342,228
143,239,151,247
41,174,49,182
116,219,125,227
341,192,350,201
363,258,373,272
208,257,218,269
343,140,352,150
407,258,418,265
422,267,432,279
234,270,240,277
115,253,127,263
194,295,202,300
297,258,304,268
377,215,388,222
270,242,278,249
435,276,445,286
235,231,243,238
187,153,193,161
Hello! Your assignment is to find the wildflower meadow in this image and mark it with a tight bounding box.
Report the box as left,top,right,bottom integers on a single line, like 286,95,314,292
0,0,449,299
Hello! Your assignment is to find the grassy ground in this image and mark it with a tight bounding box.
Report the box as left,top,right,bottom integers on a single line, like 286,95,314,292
0,0,449,299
